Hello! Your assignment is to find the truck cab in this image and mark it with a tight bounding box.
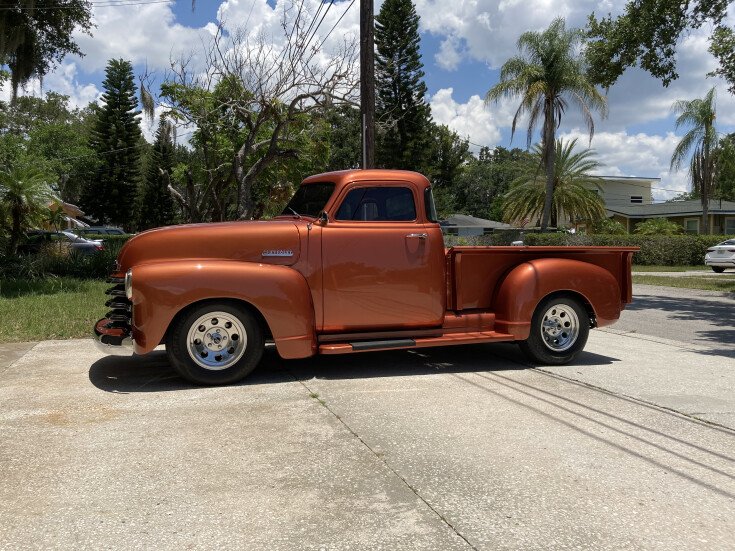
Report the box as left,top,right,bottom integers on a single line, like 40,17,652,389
95,169,636,385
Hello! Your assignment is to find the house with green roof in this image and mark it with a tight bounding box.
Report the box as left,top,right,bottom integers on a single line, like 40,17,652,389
583,176,735,235
606,199,735,235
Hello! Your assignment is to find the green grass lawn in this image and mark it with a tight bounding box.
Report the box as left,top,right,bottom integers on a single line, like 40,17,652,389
632,265,709,272
0,278,108,343
3,270,732,344
633,274,735,292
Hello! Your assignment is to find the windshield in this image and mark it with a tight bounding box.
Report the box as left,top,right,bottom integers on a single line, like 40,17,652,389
719,240,735,246
282,182,335,218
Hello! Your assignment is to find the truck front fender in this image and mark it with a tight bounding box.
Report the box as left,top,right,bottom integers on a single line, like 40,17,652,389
129,260,316,358
494,258,622,339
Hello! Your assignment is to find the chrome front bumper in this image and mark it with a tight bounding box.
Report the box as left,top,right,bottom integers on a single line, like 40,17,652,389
94,318,134,355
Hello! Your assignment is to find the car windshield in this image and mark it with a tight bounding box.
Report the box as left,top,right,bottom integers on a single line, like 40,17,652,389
61,232,78,242
63,231,89,243
718,240,735,246
282,182,335,218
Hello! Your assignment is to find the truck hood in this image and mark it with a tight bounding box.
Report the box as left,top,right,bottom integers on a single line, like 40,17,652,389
117,220,302,270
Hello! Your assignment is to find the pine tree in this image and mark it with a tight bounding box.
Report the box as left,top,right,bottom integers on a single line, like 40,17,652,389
81,58,142,229
374,0,432,171
137,120,177,230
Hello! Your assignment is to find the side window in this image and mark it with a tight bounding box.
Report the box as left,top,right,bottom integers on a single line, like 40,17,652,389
424,186,438,223
335,186,416,221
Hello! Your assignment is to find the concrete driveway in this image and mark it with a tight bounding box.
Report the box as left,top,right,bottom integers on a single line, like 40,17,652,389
2,312,734,550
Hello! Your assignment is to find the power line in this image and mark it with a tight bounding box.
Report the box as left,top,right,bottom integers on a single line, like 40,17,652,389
315,0,356,52
298,0,335,56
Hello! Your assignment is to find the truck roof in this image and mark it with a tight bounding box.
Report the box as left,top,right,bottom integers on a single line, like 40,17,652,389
301,169,431,191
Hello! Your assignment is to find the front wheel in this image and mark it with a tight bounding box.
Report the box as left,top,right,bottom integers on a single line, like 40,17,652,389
166,302,264,385
712,266,726,273
518,295,590,365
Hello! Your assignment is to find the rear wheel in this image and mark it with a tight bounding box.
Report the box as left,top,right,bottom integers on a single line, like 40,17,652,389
712,266,726,273
518,295,590,365
166,302,264,385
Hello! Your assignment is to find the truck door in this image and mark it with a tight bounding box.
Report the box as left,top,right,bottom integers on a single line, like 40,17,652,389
321,182,445,333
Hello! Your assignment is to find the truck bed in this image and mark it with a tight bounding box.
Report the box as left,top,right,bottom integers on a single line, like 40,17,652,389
446,246,637,311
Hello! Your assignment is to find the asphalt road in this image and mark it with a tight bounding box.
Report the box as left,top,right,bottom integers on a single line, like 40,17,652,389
615,284,735,354
1,285,734,550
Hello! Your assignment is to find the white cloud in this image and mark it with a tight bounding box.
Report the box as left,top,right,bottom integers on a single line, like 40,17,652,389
435,37,463,71
72,2,211,73
67,0,359,77
415,0,735,132
0,62,101,108
559,129,690,200
416,0,598,68
430,87,502,150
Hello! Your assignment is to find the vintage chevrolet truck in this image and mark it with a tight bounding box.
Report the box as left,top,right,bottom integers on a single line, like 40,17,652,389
94,169,636,385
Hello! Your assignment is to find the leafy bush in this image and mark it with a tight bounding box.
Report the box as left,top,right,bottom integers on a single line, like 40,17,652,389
443,230,526,247
443,232,726,265
633,218,683,235
1,234,133,280
590,218,627,235
522,233,726,265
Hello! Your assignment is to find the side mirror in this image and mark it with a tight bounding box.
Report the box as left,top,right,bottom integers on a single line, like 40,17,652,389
317,211,329,226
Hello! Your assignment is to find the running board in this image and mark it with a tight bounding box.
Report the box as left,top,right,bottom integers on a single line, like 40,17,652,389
318,330,515,355
350,339,416,351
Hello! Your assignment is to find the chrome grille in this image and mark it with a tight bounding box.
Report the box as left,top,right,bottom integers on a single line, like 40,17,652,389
103,279,132,333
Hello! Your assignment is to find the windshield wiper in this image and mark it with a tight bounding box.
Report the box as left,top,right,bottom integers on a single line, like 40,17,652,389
286,207,302,220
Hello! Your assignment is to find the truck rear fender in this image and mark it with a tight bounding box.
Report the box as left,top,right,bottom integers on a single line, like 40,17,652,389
130,260,316,358
493,258,622,339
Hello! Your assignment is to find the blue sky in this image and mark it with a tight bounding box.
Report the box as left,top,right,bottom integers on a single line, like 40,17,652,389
3,0,735,200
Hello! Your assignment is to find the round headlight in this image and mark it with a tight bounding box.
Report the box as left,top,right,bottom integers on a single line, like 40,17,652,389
125,269,133,300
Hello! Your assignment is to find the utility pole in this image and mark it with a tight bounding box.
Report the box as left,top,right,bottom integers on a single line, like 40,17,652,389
360,0,375,169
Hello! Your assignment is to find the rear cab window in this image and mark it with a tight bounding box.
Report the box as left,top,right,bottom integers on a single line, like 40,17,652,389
335,186,417,222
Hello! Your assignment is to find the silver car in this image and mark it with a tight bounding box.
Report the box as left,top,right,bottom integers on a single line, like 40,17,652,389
21,231,105,256
704,239,735,273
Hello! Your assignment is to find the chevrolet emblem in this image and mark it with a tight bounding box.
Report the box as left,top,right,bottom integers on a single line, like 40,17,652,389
262,249,294,257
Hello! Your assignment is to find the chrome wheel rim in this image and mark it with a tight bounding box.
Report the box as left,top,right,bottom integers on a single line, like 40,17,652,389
186,311,247,370
540,304,579,352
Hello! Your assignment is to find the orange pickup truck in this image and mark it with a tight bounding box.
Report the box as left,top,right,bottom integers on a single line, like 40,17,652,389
94,169,636,385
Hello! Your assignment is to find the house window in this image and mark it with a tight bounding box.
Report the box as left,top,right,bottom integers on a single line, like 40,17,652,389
684,218,700,234
725,218,735,235
630,196,643,204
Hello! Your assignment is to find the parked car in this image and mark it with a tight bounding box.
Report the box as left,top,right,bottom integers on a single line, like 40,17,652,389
72,226,126,237
19,230,105,256
704,239,735,272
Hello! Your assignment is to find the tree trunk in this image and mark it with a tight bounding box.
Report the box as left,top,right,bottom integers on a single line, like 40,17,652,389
8,203,22,256
540,99,555,231
702,189,709,234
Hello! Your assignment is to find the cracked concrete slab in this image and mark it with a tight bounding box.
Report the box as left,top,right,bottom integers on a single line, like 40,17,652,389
0,341,468,550
0,341,37,372
1,332,734,550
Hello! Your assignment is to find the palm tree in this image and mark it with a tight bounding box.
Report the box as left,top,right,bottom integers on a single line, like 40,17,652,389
670,87,719,234
503,138,606,227
0,163,56,255
486,17,607,231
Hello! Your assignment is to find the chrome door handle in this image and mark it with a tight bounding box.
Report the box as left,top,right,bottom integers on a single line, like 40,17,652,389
405,233,428,239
